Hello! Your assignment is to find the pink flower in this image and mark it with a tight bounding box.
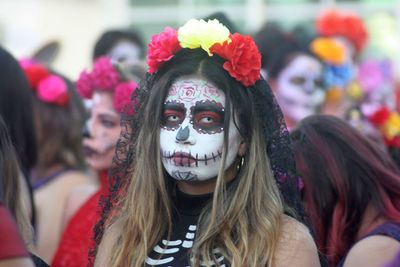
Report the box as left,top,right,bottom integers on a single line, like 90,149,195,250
76,71,94,98
37,75,69,106
92,56,121,90
113,81,138,114
147,27,181,74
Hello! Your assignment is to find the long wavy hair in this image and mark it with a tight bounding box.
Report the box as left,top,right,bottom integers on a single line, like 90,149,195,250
32,76,86,177
106,49,284,266
290,115,400,266
0,115,33,245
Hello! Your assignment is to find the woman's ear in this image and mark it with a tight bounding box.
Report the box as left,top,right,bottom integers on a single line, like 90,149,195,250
238,141,247,157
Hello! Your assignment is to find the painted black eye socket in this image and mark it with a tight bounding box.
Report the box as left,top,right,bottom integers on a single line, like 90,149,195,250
193,111,223,128
290,76,306,85
162,109,185,128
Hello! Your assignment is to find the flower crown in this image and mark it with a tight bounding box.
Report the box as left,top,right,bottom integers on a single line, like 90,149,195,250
316,9,368,54
76,56,138,114
20,60,69,107
147,19,261,88
368,106,400,148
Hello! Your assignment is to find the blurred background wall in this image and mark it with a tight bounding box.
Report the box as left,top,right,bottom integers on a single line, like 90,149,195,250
1,0,399,79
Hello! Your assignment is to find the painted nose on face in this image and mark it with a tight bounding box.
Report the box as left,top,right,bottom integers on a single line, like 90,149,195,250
175,126,194,144
82,121,91,138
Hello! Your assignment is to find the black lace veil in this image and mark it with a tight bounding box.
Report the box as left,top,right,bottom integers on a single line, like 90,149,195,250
88,64,307,266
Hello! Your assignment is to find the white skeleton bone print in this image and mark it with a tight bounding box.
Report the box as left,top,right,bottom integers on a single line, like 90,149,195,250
145,225,226,267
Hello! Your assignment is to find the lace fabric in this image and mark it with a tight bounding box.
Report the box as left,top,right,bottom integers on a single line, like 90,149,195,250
88,73,306,265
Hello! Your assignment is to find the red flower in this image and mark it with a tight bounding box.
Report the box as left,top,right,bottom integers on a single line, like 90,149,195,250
210,33,261,87
147,27,181,74
317,9,368,53
113,81,138,115
76,71,94,99
22,64,50,90
369,106,391,126
386,136,400,148
92,56,121,90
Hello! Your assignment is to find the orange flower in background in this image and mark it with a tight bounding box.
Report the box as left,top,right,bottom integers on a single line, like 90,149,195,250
316,9,368,54
310,37,345,65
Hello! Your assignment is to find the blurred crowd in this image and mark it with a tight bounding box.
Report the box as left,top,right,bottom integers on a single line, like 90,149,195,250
1,8,400,267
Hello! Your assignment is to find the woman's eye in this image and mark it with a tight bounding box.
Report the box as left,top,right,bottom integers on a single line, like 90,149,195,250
290,76,305,85
167,115,181,122
162,109,184,126
194,111,223,127
101,119,117,128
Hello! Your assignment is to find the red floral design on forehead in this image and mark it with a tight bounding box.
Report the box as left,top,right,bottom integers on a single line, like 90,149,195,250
76,56,138,114
146,19,262,88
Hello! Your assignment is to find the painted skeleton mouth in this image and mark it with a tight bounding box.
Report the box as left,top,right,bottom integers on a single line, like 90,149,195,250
162,150,222,167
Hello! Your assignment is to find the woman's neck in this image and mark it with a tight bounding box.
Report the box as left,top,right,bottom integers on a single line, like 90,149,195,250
357,203,387,240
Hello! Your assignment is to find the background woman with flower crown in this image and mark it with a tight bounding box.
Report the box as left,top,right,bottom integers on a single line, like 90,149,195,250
18,61,94,264
94,19,320,267
253,23,327,129
51,56,138,267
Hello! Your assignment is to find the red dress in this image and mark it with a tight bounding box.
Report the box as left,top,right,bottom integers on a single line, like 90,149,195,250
0,204,29,260
51,171,108,267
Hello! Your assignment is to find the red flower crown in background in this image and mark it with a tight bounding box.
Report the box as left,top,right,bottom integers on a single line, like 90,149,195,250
147,19,261,88
20,60,69,107
76,56,138,114
316,9,368,54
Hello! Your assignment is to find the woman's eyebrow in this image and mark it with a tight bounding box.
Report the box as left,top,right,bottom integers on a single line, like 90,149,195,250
192,101,224,112
163,101,186,111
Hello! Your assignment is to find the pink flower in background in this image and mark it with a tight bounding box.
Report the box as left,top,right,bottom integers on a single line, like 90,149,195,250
37,75,69,106
76,71,94,98
113,81,138,114
92,56,121,90
358,60,383,93
147,27,181,74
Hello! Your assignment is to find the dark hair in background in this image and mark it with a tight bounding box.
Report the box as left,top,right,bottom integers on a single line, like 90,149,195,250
0,115,21,216
202,11,239,33
290,115,400,266
253,22,317,79
0,114,33,244
92,29,145,61
31,74,86,177
0,46,37,228
0,46,37,173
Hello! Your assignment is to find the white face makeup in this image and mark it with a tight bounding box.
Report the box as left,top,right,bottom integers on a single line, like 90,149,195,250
275,54,325,124
108,40,141,68
83,91,121,171
160,77,241,182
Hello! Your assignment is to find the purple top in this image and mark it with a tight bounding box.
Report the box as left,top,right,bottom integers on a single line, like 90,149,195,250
337,222,400,267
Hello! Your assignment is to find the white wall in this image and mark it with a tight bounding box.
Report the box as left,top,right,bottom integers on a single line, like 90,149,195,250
0,0,130,79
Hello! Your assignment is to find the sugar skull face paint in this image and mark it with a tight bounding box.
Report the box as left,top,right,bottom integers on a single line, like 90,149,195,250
83,91,121,171
160,77,242,182
275,54,325,124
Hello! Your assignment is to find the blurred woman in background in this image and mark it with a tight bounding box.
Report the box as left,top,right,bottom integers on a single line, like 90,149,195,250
290,115,400,266
19,61,95,263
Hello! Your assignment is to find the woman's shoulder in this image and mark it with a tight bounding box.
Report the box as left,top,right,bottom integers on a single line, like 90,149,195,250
343,234,400,267
272,214,320,267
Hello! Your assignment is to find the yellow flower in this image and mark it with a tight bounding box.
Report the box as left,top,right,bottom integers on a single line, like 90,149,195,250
346,81,363,100
178,19,230,56
310,37,346,65
383,113,400,139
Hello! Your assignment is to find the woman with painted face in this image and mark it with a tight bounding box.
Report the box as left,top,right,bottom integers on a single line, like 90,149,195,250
51,56,138,267
18,61,94,263
254,23,326,129
290,115,400,266
93,19,320,267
